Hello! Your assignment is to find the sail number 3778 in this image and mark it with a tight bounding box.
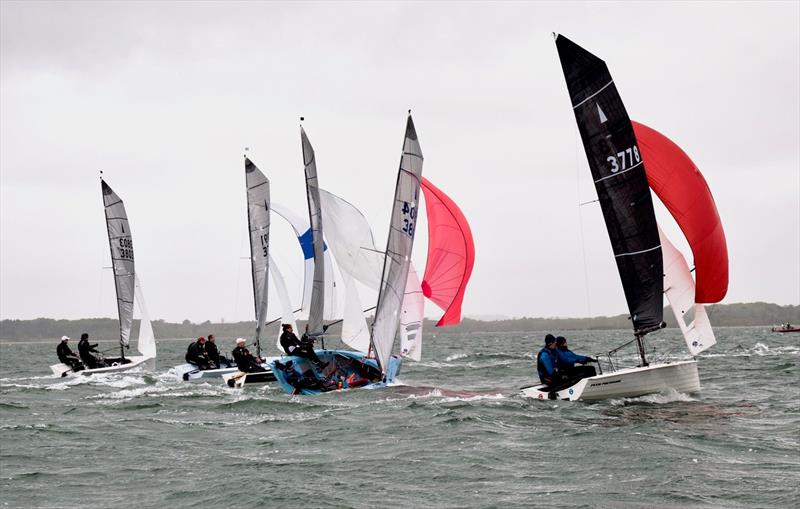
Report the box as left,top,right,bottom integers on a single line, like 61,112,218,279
607,145,641,173
402,201,416,237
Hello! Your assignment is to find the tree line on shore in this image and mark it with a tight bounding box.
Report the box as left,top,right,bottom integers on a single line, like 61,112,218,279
1,302,797,342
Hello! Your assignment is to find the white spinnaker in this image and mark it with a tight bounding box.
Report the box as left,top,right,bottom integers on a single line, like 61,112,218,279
270,254,299,353
659,226,716,355
399,264,424,361
371,115,424,373
272,203,339,321
101,179,134,350
318,189,384,290
245,158,270,348
134,275,156,359
339,274,371,353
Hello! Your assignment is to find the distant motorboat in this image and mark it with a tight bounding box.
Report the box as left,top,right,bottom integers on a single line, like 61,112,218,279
771,323,800,333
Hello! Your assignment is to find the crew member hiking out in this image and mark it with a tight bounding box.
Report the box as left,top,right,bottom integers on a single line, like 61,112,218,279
78,333,104,369
56,336,83,372
279,324,328,369
555,336,597,379
536,334,560,390
185,336,211,370
231,338,266,373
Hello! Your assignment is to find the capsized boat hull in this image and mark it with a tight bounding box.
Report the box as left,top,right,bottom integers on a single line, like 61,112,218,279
520,360,700,401
50,355,155,377
269,350,402,395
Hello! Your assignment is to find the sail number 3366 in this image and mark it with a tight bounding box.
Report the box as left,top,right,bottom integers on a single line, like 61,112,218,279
402,201,417,237
607,145,640,173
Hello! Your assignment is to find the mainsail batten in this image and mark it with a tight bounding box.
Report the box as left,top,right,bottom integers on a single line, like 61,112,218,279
371,114,424,373
555,34,663,332
101,179,135,353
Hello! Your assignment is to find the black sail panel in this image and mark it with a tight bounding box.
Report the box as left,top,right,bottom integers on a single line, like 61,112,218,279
555,34,663,331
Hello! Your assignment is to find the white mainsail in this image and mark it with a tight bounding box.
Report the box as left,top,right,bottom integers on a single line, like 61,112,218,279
134,275,156,359
269,254,299,353
245,157,270,350
399,264,424,361
101,179,135,354
371,114,424,373
659,226,716,356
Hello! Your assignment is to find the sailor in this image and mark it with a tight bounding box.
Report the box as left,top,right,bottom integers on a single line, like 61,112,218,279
204,334,231,369
231,338,266,373
78,333,104,369
275,359,324,392
279,324,327,369
56,336,83,372
536,334,560,389
555,336,597,379
185,336,211,370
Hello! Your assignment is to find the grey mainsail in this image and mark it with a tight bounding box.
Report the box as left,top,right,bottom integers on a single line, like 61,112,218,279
245,156,270,353
301,127,325,336
370,114,424,373
101,179,135,356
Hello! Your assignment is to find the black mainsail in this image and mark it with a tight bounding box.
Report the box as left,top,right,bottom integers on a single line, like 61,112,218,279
555,34,663,334
101,179,135,358
245,156,270,356
301,126,326,336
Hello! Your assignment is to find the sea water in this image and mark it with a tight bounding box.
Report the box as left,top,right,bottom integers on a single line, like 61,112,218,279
0,328,798,508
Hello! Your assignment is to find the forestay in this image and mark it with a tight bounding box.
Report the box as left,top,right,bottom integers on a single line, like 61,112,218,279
301,127,326,335
659,227,716,355
101,179,135,351
555,34,663,332
245,157,270,350
371,114,424,373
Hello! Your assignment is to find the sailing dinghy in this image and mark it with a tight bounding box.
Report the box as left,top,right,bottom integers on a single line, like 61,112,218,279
269,114,425,395
50,178,157,377
522,35,728,402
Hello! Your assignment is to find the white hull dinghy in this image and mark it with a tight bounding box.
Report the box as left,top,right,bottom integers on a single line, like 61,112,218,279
51,178,157,377
524,35,729,402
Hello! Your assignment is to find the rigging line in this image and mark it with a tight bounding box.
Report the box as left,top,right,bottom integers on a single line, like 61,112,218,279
575,127,592,317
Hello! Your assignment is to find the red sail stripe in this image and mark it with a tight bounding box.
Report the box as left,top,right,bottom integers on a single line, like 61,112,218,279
420,177,475,326
633,121,728,303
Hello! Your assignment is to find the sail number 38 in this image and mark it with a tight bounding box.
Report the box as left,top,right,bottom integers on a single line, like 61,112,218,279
402,201,416,237
607,145,641,173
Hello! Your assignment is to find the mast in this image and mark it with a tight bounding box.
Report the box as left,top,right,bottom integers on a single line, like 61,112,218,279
101,175,135,359
300,121,326,337
554,34,664,364
370,112,424,373
245,155,270,357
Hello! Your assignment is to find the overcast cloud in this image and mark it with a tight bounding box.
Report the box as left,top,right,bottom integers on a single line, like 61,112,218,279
1,1,798,323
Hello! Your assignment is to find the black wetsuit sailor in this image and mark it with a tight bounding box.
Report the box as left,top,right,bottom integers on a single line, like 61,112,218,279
185,337,211,370
231,339,266,373
204,335,231,369
78,333,103,369
279,324,326,368
56,336,83,372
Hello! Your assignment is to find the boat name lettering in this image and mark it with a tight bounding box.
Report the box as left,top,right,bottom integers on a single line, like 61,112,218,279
607,145,640,173
589,379,622,387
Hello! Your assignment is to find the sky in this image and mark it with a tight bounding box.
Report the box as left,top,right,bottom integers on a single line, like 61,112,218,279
1,1,798,324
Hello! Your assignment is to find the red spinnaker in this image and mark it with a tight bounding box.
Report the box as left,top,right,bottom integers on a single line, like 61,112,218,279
420,177,475,326
633,121,728,303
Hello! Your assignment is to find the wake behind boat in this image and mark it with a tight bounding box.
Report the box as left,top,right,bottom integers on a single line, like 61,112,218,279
50,178,157,377
522,35,728,402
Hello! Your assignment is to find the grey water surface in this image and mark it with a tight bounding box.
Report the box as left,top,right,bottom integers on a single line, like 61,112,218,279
1,328,798,508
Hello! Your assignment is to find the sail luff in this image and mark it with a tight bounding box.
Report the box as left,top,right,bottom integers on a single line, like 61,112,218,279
370,114,424,373
101,179,135,354
301,127,325,335
555,34,663,332
245,157,270,352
